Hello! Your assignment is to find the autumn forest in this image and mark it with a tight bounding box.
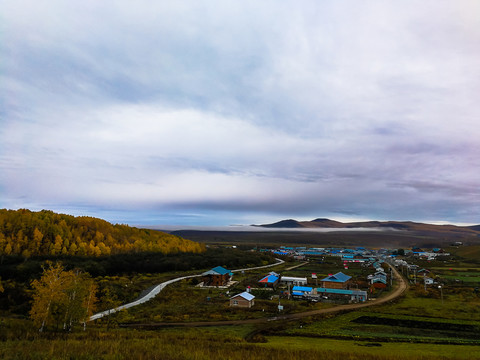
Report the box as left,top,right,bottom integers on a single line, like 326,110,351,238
0,209,204,257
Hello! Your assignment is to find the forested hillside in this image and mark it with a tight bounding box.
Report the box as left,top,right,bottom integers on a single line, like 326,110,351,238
0,209,204,257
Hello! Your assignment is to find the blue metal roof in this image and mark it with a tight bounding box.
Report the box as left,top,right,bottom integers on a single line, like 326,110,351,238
317,287,352,295
300,251,325,255
259,274,279,283
372,278,387,284
203,266,232,276
317,288,367,296
292,286,313,292
321,272,351,283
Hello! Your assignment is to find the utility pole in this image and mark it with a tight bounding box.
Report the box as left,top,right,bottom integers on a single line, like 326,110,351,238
438,285,444,305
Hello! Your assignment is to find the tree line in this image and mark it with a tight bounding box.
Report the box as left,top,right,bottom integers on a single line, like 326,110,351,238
0,209,204,258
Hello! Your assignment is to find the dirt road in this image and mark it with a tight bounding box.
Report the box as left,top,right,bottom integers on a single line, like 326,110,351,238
121,263,408,328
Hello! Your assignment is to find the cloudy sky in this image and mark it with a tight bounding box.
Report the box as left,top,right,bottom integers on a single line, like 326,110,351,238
2,1,479,226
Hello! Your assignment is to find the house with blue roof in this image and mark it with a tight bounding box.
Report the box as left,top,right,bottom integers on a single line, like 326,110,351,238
321,272,352,289
201,266,233,287
370,275,387,288
258,272,280,288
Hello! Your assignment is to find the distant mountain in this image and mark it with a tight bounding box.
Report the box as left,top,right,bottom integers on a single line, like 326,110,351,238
260,219,304,228
257,218,480,236
309,218,345,227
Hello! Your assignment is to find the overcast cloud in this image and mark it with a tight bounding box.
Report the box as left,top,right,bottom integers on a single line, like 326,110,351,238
1,1,479,225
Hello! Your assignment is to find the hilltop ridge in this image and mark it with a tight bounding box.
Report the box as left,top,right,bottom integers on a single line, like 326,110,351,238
0,209,204,257
257,218,480,236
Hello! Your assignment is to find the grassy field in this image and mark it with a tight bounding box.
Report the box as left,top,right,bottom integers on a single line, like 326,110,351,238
3,321,478,360
260,337,480,359
1,323,478,360
283,308,480,344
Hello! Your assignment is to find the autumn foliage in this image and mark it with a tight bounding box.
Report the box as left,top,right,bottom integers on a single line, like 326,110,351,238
0,209,204,257
30,261,97,331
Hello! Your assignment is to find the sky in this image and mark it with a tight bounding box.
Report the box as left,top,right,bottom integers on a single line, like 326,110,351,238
1,1,480,226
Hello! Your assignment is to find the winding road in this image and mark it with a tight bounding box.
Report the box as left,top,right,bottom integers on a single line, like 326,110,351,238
94,260,408,327
89,258,286,321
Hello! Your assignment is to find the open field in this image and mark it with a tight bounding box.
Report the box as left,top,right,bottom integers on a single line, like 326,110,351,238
172,229,480,248
260,337,480,360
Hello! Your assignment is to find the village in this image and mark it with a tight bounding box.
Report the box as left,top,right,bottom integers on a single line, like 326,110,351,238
195,245,450,310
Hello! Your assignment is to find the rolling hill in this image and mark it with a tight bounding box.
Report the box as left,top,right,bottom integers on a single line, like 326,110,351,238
0,209,205,257
258,218,480,234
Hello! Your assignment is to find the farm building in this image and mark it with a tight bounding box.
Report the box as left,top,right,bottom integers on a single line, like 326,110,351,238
321,272,352,289
280,276,308,286
230,291,255,308
316,288,368,302
258,272,280,288
201,266,233,286
292,286,314,298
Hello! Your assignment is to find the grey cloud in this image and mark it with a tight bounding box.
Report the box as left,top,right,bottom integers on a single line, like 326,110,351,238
2,1,480,225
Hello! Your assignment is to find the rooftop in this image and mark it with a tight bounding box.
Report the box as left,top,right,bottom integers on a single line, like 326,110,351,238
232,291,255,301
202,266,232,276
321,272,352,283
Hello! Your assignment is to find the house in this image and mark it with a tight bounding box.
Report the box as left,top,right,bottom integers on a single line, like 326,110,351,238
258,272,280,288
292,286,313,298
201,266,233,286
230,292,255,308
368,271,386,281
370,276,387,288
280,276,308,286
321,272,352,289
